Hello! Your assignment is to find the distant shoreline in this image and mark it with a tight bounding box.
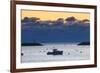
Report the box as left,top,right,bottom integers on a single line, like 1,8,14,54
78,42,90,45
21,42,90,46
22,43,43,46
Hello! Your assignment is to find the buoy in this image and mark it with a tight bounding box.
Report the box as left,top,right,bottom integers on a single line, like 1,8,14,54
21,53,24,56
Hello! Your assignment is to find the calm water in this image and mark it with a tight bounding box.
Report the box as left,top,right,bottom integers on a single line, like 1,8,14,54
21,43,90,63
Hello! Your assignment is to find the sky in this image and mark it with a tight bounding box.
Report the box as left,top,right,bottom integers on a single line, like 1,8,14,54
21,10,90,43
21,10,90,21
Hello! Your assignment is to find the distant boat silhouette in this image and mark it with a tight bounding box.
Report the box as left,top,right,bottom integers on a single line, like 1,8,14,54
22,42,43,46
78,42,90,45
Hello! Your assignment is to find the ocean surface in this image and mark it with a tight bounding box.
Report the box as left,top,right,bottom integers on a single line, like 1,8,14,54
21,43,90,63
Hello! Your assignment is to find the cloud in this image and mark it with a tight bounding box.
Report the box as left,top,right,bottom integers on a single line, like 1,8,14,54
22,16,90,29
65,16,76,21
22,17,40,22
64,16,77,26
64,17,90,26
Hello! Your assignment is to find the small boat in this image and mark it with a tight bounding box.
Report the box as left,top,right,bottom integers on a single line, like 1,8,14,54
47,49,63,55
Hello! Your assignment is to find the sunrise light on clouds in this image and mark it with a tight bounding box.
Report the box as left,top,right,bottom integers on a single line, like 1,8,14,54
21,10,90,21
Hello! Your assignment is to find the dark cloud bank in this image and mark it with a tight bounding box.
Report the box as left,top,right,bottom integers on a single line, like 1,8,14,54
21,16,90,43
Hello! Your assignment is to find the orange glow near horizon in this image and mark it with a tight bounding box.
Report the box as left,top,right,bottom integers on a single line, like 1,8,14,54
21,10,90,21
